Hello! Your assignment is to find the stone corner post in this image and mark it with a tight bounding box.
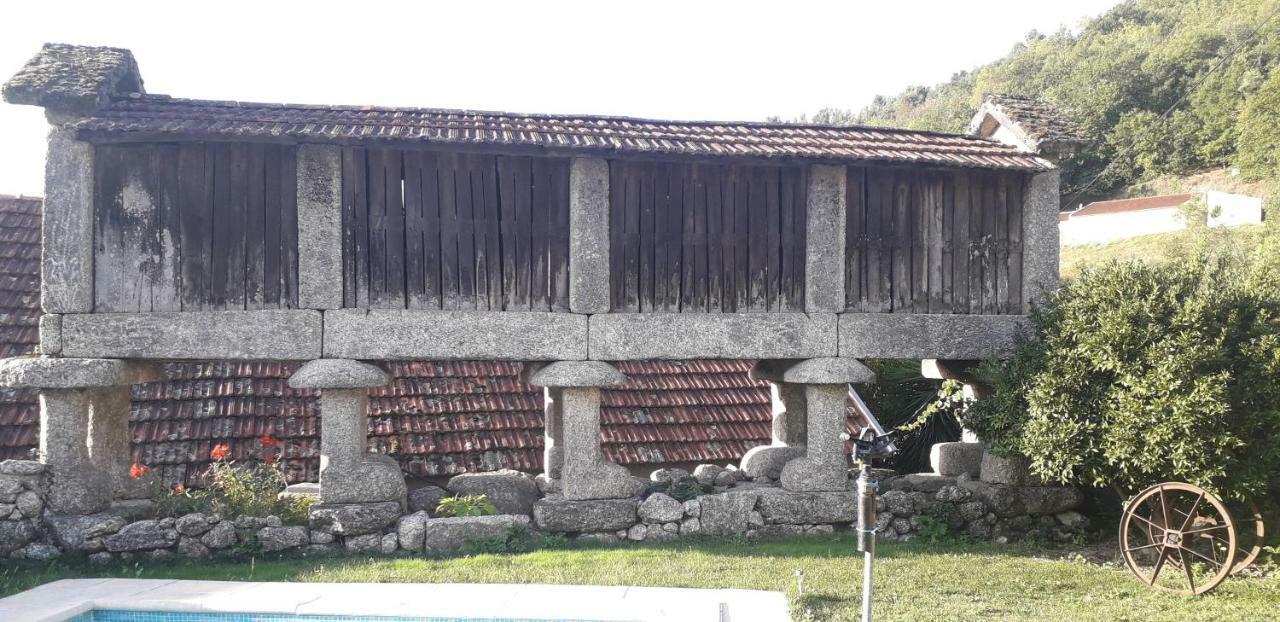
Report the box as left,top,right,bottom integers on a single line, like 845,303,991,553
296,144,344,310
805,164,847,313
752,358,874,493
523,361,644,500
42,128,95,314
289,359,406,508
1022,168,1061,312
568,157,611,314
0,357,162,514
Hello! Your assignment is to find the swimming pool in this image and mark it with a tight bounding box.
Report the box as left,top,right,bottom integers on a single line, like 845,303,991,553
67,611,608,622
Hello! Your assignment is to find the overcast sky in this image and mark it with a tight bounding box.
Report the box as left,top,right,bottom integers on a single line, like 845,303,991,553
0,0,1120,195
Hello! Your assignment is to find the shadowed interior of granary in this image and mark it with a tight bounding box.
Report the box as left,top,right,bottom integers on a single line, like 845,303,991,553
1,41,1064,544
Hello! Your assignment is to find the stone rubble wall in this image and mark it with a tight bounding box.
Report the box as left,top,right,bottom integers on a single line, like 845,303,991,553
1,460,1087,562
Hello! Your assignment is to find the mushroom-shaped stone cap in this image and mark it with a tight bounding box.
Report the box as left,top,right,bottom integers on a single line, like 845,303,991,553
750,358,875,385
289,359,389,389
0,357,162,389
522,361,627,387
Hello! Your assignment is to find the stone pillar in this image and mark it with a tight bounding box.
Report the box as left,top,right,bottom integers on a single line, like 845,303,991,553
805,164,847,313
524,361,645,500
751,358,875,492
1022,169,1061,311
0,357,162,514
568,157,611,314
738,377,807,480
288,359,406,508
542,387,564,481
296,144,344,310
41,129,95,314
921,358,987,477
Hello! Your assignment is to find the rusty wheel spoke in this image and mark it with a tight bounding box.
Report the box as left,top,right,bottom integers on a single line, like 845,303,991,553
1125,542,1162,554
1149,547,1171,586
1179,492,1205,532
1178,549,1196,593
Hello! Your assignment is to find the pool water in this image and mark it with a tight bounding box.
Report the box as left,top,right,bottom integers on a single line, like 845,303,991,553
68,611,612,622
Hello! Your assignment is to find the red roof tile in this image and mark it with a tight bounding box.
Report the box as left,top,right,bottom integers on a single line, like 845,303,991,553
1073,193,1193,217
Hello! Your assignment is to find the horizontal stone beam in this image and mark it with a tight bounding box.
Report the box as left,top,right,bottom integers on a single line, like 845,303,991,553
589,313,837,360
324,310,587,360
60,310,322,360
839,313,1030,359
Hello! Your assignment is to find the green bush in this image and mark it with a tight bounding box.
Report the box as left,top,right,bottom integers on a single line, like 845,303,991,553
648,475,708,502
435,494,497,517
967,248,1280,500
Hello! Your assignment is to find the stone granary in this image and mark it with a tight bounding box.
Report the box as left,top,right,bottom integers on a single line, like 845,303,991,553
0,44,1058,518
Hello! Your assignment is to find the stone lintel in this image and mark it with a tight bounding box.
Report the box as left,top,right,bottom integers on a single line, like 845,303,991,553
522,361,625,388
588,313,836,360
289,359,389,390
839,313,1029,359
325,310,587,360
0,357,163,389
296,144,344,310
750,357,874,385
41,130,95,313
805,164,847,313
60,310,322,360
1022,170,1060,311
568,157,611,314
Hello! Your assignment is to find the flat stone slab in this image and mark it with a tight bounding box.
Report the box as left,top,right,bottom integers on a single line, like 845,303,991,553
324,310,587,360
755,488,856,524
289,359,389,389
522,361,626,387
421,514,531,554
60,310,322,360
0,357,162,389
839,313,1030,359
589,313,837,360
533,498,638,532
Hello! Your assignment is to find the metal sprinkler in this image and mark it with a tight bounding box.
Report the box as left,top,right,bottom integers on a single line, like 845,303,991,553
849,387,899,622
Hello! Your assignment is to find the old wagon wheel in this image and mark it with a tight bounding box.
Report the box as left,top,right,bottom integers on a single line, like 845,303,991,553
1226,501,1266,574
1119,482,1237,595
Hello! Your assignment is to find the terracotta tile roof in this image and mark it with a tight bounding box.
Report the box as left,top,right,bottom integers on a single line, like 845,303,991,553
70,95,1052,171
0,198,867,483
1073,193,1193,217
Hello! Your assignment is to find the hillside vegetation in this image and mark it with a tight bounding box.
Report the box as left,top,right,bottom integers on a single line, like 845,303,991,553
1059,222,1268,277
799,0,1280,208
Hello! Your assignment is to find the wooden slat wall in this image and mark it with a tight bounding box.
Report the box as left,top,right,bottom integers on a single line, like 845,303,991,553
93,142,299,312
341,148,570,311
609,161,807,313
843,166,1026,314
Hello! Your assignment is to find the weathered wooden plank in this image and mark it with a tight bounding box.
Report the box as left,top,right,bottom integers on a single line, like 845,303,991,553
279,145,299,308
651,163,670,311
177,143,210,310
419,151,442,309
968,170,985,314
500,156,523,310
621,162,641,312
365,148,390,307
745,166,767,311
993,169,1010,314
980,172,999,315
93,146,134,312
528,157,550,311
764,167,782,312
844,167,865,312
638,161,657,312
402,150,426,306
150,143,182,312
508,156,532,310
457,155,480,309
939,172,955,313
682,164,702,311
438,154,461,309
262,144,283,306
608,160,625,311
911,175,929,313
243,143,267,309
705,164,724,312
952,170,971,313
927,174,945,313
664,163,685,312
1005,172,1024,314
862,169,883,312
548,158,571,312
733,167,751,313
891,174,911,312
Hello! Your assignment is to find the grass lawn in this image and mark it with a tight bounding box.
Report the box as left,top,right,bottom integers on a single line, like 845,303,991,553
2,535,1276,621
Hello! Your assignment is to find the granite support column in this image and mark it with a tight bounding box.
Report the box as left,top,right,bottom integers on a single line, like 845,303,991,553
289,359,406,508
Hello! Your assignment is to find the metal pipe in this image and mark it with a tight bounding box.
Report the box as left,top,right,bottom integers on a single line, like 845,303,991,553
856,463,878,622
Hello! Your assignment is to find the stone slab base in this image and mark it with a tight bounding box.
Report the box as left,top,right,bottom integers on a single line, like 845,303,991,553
930,442,984,478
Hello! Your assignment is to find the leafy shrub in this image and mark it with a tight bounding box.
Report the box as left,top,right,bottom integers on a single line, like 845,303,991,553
649,475,707,502
967,249,1280,500
913,512,951,544
435,494,497,517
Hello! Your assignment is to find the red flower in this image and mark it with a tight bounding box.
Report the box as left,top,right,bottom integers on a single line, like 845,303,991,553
259,434,278,447
129,463,149,479
210,444,231,461
172,483,186,495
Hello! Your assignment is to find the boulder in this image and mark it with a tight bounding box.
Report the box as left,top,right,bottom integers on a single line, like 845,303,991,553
1022,487,1083,515
106,499,156,522
105,519,179,552
929,442,984,478
638,493,683,523
408,485,449,514
175,513,215,537
958,501,986,522
45,512,127,551
309,501,402,536
15,491,42,518
0,460,45,476
344,533,383,553
199,521,238,549
649,468,689,485
176,536,210,559
883,474,955,493
1055,510,1089,530
23,543,61,560
880,490,914,517
0,519,37,554
445,469,539,516
755,488,856,524
698,492,758,536
533,498,637,533
693,464,725,487
682,499,701,518
257,526,309,552
397,511,430,552
626,524,647,541
421,515,531,554
680,518,701,535
739,445,805,481
381,532,399,554
935,485,973,504
979,452,1040,486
